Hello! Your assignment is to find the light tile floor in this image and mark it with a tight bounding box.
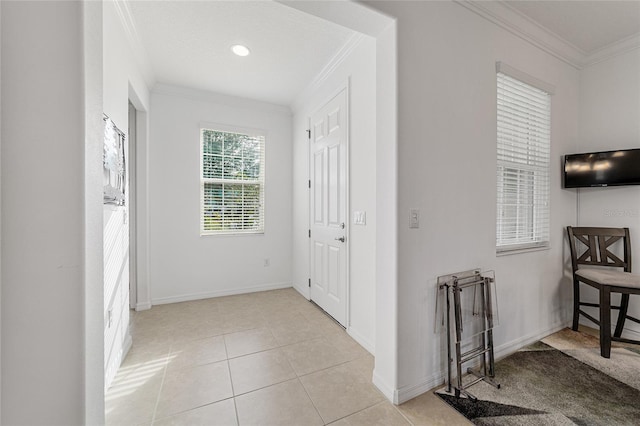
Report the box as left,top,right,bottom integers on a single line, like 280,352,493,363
105,288,469,425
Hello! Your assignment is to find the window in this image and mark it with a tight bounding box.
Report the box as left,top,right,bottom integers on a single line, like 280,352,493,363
496,64,552,253
200,127,265,235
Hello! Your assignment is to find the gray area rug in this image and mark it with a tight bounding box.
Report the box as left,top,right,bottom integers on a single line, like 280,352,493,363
436,339,640,425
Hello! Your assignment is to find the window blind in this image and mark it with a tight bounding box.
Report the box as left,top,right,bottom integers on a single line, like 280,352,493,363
496,71,551,252
200,128,265,235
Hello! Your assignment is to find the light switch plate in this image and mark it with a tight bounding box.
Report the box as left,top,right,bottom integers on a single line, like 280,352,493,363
353,211,366,225
409,208,419,228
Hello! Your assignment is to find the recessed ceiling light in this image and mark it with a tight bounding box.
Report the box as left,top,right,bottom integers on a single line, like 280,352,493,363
231,44,250,57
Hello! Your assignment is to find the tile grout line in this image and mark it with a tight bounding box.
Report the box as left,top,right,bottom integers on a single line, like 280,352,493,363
222,336,242,426
295,353,379,425
392,403,416,426
296,376,328,425
149,346,172,425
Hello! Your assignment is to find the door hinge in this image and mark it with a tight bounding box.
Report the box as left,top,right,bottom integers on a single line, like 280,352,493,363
308,278,311,287
308,179,311,189
306,129,311,139
308,229,311,238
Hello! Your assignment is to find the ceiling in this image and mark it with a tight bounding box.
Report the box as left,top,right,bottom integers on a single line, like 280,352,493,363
504,0,640,53
127,1,356,106
124,1,640,106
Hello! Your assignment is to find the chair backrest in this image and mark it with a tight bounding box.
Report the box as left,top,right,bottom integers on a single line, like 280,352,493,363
566,226,631,273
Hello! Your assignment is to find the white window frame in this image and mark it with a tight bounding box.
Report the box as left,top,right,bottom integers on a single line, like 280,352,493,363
496,62,554,254
200,124,266,236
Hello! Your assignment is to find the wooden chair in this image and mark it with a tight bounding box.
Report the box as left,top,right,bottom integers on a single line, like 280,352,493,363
566,226,640,358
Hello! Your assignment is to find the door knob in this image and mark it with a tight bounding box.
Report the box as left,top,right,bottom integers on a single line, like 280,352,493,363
335,237,345,242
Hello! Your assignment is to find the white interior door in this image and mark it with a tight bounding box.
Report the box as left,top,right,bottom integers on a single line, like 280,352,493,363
309,89,348,326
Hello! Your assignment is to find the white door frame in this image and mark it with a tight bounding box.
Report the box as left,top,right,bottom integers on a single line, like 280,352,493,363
308,81,351,327
127,84,152,311
128,100,137,309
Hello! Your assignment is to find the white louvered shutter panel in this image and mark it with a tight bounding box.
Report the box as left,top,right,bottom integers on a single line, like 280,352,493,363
496,71,551,252
201,129,265,235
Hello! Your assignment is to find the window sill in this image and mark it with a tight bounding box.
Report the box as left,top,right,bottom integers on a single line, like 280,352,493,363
496,244,550,257
200,231,264,237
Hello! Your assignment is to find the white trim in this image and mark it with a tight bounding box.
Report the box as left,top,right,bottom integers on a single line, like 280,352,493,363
345,80,351,331
291,33,364,113
372,370,396,403
151,282,292,305
153,83,291,116
496,61,556,94
622,327,640,340
135,301,151,311
347,326,375,355
128,101,137,310
496,244,551,257
456,0,584,69
394,371,444,405
456,1,640,69
492,321,569,360
122,331,132,365
584,33,640,68
199,125,267,236
393,320,570,404
111,0,155,88
292,283,310,300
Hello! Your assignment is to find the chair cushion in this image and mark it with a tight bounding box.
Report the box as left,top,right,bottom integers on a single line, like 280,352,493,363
576,268,640,289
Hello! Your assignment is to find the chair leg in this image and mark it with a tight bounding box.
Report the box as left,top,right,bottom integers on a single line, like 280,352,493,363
572,279,581,331
599,286,612,358
614,294,630,338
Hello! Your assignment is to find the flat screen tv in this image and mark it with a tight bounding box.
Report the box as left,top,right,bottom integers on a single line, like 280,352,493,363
564,149,640,188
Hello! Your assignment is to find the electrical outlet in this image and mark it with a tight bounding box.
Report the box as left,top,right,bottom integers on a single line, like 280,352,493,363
264,258,270,267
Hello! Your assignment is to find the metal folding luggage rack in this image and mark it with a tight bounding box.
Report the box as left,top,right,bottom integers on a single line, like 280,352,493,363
436,269,501,400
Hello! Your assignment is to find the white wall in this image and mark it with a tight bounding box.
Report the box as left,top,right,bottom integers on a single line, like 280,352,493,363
367,1,579,402
85,1,107,422
148,86,292,303
103,0,150,390
0,1,3,419
576,49,640,337
292,36,378,353
1,1,104,423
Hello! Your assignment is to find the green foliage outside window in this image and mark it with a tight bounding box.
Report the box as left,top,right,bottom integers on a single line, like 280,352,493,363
201,129,264,234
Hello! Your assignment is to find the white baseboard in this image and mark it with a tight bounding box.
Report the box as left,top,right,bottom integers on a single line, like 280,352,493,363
122,330,132,360
372,369,396,403
392,320,571,405
151,282,293,305
623,327,640,339
292,283,310,300
493,321,570,361
347,326,375,355
135,301,151,311
395,371,445,405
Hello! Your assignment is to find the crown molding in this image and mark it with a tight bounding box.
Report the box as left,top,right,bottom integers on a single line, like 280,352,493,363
291,32,365,112
584,33,640,68
456,0,584,69
456,1,640,70
111,0,156,88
